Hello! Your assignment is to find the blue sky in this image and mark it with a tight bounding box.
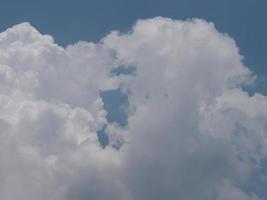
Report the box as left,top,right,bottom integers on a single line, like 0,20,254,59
1,1,267,199
0,0,266,93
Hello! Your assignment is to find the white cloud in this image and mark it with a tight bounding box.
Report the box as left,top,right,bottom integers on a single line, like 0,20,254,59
0,17,266,199
0,22,124,200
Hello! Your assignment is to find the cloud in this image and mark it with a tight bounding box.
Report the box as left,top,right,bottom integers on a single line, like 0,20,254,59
0,22,124,200
0,17,266,199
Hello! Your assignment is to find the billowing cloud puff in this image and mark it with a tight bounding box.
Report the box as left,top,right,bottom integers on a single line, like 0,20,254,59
0,17,266,200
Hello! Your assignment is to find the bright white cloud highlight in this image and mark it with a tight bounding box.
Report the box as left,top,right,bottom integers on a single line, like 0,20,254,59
0,17,266,200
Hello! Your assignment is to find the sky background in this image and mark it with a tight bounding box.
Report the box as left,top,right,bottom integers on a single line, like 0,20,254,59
0,1,267,199
0,0,266,94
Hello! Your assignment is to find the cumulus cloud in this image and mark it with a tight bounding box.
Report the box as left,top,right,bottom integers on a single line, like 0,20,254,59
0,17,266,199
